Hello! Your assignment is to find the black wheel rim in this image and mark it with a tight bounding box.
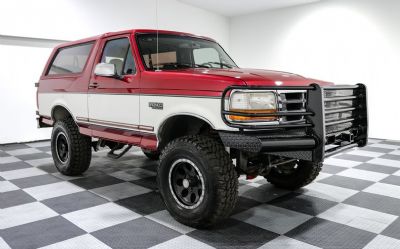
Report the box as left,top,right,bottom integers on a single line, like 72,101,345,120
169,159,205,209
56,132,69,163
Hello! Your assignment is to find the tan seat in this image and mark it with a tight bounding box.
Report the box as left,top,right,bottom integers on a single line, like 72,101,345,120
109,58,124,75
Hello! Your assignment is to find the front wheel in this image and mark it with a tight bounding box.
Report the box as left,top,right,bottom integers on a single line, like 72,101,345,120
157,135,238,228
265,160,322,190
51,118,92,176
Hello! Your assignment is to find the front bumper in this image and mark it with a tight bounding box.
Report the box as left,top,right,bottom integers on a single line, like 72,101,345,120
219,84,368,163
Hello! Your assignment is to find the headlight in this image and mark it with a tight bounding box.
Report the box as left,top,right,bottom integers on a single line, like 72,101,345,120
229,91,277,122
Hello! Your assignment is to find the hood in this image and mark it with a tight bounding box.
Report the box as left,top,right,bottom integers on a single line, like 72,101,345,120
189,68,333,87
140,68,334,94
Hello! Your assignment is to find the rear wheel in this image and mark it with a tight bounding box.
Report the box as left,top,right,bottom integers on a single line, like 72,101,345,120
142,148,160,160
157,135,238,228
265,160,322,190
51,118,92,176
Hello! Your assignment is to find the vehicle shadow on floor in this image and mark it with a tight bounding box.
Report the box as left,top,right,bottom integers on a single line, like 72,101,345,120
55,150,323,247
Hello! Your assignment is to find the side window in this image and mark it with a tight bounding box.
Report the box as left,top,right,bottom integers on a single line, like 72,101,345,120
101,38,136,75
48,42,94,75
193,48,220,66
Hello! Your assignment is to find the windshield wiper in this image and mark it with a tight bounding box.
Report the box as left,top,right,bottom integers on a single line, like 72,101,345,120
205,62,234,69
159,63,209,70
178,63,210,69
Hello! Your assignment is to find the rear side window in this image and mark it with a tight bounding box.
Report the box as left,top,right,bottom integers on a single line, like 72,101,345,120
47,42,94,75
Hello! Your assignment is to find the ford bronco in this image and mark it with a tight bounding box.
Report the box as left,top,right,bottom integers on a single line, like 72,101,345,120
36,29,368,228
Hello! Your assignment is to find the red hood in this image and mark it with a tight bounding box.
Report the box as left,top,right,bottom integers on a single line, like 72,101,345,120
189,68,333,87
140,68,334,95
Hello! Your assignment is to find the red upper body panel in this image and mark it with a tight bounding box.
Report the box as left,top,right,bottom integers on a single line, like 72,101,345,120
38,29,333,96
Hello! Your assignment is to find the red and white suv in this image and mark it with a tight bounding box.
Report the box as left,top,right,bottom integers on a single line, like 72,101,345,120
36,29,368,227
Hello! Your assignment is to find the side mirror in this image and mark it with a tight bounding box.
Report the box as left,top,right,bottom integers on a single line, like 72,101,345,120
94,63,117,77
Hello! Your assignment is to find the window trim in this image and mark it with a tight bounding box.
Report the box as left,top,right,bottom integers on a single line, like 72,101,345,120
99,37,137,76
45,41,95,77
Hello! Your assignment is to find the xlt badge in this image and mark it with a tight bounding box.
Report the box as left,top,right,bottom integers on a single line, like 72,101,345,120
149,102,163,110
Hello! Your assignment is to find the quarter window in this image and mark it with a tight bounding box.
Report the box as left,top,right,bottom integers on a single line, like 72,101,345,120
101,38,136,75
48,42,94,75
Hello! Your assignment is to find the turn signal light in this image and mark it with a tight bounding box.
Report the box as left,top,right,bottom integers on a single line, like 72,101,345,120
228,109,278,122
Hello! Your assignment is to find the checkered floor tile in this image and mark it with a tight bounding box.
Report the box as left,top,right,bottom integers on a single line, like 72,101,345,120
1,138,400,249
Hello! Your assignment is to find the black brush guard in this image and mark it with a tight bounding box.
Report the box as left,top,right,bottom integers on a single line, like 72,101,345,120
219,84,368,163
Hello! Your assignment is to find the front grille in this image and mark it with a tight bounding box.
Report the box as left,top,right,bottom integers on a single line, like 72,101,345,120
278,90,307,123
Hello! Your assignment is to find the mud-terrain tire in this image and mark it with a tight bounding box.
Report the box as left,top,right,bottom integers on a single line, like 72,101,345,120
51,118,92,176
157,135,238,228
142,148,160,160
265,160,322,190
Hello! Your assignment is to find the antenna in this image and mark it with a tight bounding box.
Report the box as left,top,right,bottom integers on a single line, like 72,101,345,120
155,0,160,71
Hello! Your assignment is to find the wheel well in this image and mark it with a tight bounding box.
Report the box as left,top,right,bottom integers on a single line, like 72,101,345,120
158,115,217,150
52,106,73,122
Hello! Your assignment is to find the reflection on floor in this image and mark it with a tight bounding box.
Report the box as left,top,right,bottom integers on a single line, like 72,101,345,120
1,139,400,249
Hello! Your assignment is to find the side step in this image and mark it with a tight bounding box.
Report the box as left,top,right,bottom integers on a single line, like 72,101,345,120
108,145,132,159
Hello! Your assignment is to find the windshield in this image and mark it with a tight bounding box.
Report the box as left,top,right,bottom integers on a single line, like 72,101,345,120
136,34,237,70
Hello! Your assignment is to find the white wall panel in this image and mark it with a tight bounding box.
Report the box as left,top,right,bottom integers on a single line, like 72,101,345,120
230,0,400,140
0,0,230,143
0,44,52,143
0,0,230,48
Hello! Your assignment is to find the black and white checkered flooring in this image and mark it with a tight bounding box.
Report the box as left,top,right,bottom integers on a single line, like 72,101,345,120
1,139,400,249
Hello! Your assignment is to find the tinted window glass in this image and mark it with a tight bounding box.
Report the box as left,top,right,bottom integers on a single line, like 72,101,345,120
123,46,136,75
101,38,135,75
193,48,220,65
137,34,237,70
48,42,93,75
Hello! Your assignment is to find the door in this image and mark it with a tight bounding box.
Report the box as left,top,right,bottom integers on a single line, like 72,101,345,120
88,35,141,144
